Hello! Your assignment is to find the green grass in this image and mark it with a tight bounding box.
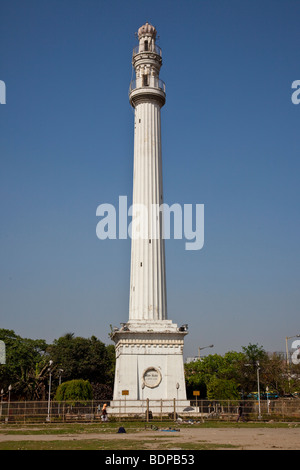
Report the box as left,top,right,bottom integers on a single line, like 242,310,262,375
0,420,292,435
0,438,238,451
0,422,141,435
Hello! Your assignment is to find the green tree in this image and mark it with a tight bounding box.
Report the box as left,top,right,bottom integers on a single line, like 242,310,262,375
261,352,288,395
48,333,115,388
185,351,244,398
55,379,93,403
239,343,269,396
289,361,300,395
241,343,267,366
0,330,115,400
207,377,240,400
0,329,49,399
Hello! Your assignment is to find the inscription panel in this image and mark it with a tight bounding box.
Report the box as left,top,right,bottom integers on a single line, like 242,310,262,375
142,367,162,388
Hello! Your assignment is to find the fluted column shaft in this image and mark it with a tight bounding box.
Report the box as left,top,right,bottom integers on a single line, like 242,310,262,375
129,100,167,321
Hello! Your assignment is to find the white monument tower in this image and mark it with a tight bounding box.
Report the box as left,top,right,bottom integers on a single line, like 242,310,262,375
110,23,189,411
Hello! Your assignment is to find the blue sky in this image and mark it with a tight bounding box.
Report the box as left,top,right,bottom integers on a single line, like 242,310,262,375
1,0,299,358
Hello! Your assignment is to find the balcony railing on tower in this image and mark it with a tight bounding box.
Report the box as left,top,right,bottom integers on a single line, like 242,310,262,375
132,44,162,57
129,78,166,94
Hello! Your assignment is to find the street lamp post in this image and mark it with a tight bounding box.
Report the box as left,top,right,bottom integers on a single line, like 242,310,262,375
256,362,262,420
266,386,270,414
7,385,12,422
198,344,214,360
47,360,53,422
245,362,262,419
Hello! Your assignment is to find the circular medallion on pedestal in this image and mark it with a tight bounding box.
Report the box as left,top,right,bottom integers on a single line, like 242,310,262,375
142,367,162,388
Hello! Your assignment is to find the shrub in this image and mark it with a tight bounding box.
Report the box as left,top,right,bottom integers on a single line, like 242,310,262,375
55,379,93,403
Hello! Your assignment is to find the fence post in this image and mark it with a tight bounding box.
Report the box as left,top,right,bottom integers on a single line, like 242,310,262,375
146,398,149,422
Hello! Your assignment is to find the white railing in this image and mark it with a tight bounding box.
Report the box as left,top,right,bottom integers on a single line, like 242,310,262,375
132,44,162,57
129,78,166,94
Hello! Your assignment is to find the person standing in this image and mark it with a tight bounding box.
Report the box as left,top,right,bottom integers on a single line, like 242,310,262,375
101,403,108,422
237,405,245,422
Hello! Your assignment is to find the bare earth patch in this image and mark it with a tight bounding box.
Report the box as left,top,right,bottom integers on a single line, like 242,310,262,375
0,426,299,450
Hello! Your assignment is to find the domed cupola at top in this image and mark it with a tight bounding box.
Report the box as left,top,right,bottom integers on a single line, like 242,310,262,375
137,22,157,39
129,22,165,108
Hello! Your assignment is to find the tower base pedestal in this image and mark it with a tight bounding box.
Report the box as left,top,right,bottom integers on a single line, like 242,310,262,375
110,321,189,413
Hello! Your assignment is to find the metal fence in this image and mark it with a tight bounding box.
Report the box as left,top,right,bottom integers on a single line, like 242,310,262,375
0,398,299,423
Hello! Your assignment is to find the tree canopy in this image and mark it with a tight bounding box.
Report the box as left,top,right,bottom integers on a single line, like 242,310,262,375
48,333,115,385
0,329,115,400
185,343,300,399
0,329,48,400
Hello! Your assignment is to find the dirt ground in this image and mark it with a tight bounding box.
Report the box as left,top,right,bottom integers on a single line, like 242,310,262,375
0,426,299,450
